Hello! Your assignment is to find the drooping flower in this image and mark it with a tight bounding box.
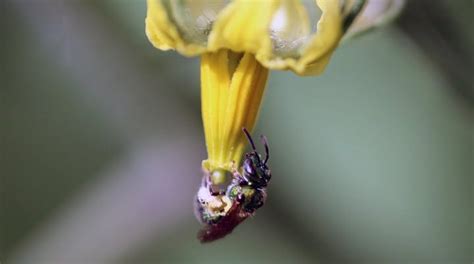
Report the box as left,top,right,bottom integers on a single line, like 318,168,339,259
146,0,403,172
146,0,404,241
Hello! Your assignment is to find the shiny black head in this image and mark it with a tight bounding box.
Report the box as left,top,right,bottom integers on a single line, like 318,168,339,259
241,128,271,188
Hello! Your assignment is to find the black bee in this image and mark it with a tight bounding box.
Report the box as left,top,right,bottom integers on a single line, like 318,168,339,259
226,128,271,213
198,128,272,243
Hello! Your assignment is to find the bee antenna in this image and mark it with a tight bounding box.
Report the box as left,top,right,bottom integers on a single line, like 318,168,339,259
261,135,269,164
242,127,257,152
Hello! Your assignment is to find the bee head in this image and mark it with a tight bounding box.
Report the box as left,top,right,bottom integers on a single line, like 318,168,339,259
242,128,271,188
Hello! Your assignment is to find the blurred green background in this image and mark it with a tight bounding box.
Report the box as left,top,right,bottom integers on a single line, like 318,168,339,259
1,0,472,263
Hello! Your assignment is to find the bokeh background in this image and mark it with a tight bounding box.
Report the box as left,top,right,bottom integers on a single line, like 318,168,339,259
1,0,472,263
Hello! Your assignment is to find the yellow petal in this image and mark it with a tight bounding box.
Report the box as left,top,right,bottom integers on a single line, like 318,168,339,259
146,1,400,76
146,0,346,75
260,0,343,75
145,0,180,51
201,51,269,171
208,0,280,57
268,0,312,58
145,0,209,56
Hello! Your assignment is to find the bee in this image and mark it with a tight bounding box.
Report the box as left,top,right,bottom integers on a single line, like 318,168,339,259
197,128,272,243
226,128,271,213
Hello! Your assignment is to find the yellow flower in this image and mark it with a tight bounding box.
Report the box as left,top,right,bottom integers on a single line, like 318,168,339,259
146,0,403,173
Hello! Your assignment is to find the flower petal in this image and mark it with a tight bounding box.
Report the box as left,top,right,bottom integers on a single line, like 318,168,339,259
146,0,343,74
146,0,217,56
208,0,280,57
146,0,401,76
260,0,343,75
201,51,269,171
343,0,405,40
